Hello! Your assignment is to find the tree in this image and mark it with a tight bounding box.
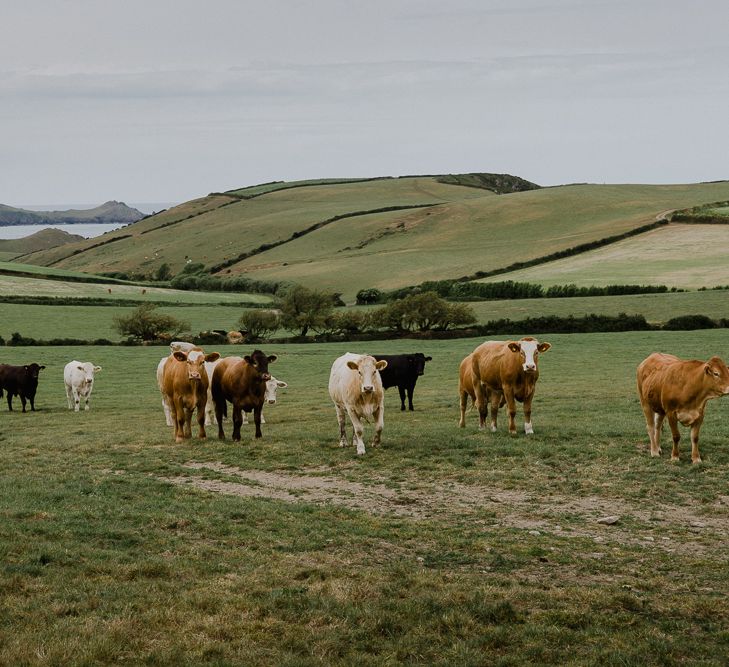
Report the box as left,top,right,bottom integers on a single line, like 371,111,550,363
114,304,188,342
277,285,335,337
238,309,281,341
372,292,477,332
154,263,173,281
356,288,384,305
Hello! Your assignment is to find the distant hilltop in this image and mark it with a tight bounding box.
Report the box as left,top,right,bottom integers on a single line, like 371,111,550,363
0,200,145,226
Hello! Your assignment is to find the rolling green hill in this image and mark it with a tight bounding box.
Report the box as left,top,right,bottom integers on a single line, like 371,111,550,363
18,175,729,302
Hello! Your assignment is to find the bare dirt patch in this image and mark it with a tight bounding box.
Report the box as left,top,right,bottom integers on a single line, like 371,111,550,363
155,461,729,556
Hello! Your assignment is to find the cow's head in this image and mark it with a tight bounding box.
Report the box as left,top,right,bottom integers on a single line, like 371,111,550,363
264,377,288,405
173,350,220,381
24,363,45,379
409,353,433,377
77,363,102,386
507,338,551,373
704,356,729,395
244,349,277,381
347,355,387,394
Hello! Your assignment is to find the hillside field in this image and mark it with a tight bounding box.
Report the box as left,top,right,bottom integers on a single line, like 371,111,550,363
478,224,729,288
3,331,729,664
19,178,729,301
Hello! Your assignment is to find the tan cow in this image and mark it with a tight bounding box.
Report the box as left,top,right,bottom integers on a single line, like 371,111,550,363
211,349,277,441
637,352,729,463
160,348,220,442
470,337,551,435
328,353,387,456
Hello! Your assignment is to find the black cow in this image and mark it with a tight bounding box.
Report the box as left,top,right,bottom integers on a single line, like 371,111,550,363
372,353,432,411
0,363,46,412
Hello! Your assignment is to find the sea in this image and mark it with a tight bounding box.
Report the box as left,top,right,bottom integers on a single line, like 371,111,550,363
0,202,177,240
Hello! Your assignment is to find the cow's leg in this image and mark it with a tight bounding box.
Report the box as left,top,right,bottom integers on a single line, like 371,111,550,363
372,403,384,448
231,402,243,441
215,399,226,439
458,390,468,428
65,384,73,410
346,406,366,456
398,385,406,411
172,400,185,443
689,416,704,464
653,412,665,457
84,389,92,411
182,403,193,439
523,392,535,435
197,397,207,439
21,395,27,413
640,401,659,455
204,397,215,426
503,387,518,435
335,404,348,447
162,396,174,426
667,413,681,461
474,381,488,430
253,406,263,439
72,386,81,412
488,390,502,433
406,383,415,411
6,392,12,411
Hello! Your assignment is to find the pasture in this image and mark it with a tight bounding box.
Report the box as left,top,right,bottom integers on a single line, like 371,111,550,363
478,224,729,289
3,331,729,665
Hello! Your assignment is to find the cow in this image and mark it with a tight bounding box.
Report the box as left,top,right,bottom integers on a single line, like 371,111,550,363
157,342,205,426
241,376,288,424
211,349,277,441
458,353,479,428
160,348,220,442
64,361,102,412
637,352,729,463
373,353,432,411
328,353,387,456
0,363,45,412
226,330,245,345
470,337,551,435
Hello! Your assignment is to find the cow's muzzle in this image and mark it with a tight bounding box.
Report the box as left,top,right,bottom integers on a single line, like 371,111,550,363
261,373,271,381
362,385,374,393
267,399,276,405
523,365,537,373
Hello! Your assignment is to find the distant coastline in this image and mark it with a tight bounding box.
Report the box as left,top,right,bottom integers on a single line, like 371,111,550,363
0,200,146,227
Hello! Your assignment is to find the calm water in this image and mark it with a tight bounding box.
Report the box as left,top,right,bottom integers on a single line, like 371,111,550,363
0,223,126,240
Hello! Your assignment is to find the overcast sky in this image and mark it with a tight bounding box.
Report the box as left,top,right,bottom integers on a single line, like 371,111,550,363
2,0,728,206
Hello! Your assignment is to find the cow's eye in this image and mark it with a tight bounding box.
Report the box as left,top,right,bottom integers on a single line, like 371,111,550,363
713,371,720,377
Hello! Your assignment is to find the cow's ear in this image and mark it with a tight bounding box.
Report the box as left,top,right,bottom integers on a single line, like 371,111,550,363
94,366,102,372
173,351,187,362
375,360,388,371
267,355,277,363
276,380,288,388
507,343,521,353
244,355,253,364
705,364,712,375
39,366,46,370
205,352,220,362
346,361,359,371
425,356,433,362
537,342,551,353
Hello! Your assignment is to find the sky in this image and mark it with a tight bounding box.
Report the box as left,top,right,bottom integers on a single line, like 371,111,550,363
1,0,728,206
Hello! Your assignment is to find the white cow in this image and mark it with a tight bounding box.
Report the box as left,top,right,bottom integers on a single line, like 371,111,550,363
328,353,387,456
241,376,288,424
158,342,206,426
64,361,102,411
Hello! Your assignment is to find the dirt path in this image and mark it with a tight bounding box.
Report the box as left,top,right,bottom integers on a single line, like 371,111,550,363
155,461,729,556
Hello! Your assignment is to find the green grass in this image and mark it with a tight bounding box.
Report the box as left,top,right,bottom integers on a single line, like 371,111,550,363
24,178,729,302
3,331,729,664
475,223,729,288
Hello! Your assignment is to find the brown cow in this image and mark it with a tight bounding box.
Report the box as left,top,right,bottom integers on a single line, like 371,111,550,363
211,349,277,441
637,352,729,463
161,349,220,442
471,337,551,435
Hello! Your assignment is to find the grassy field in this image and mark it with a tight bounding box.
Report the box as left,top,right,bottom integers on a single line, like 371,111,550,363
21,179,729,302
3,331,729,665
0,273,272,305
476,224,729,288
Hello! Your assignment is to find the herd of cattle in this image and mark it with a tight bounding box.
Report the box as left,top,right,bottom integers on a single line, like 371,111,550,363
2,336,729,462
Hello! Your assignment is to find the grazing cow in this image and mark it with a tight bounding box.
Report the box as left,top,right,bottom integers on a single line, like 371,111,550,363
373,353,432,411
0,363,45,412
242,376,288,424
471,337,551,435
211,350,277,440
637,352,729,463
328,353,387,456
160,348,220,442
458,353,480,428
64,361,102,412
157,342,206,426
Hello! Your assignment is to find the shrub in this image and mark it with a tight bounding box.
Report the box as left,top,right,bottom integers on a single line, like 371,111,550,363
372,292,476,332
356,288,384,305
277,286,335,337
239,310,281,341
663,315,717,330
113,304,189,342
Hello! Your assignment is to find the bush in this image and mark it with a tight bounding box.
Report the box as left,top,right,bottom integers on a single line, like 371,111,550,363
277,286,335,337
113,304,189,342
663,315,717,330
371,292,476,332
239,310,280,341
356,288,384,305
